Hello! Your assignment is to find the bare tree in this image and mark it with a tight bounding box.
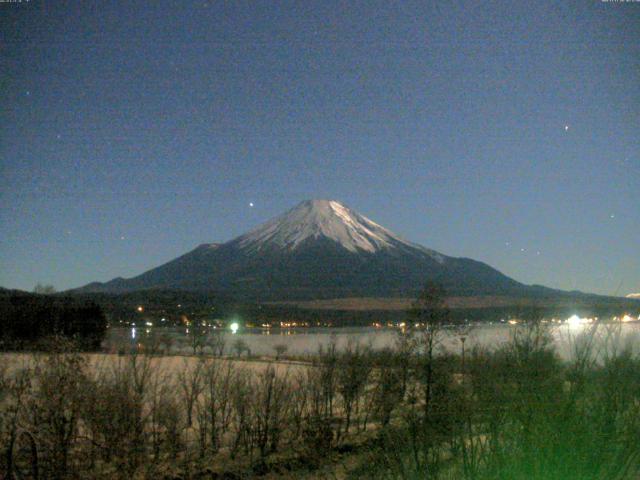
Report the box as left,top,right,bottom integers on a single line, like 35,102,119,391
209,330,226,357
27,342,87,478
188,325,207,355
196,360,236,455
288,371,310,442
253,366,292,459
232,338,248,358
401,282,452,476
1,366,33,480
369,348,405,427
273,343,288,360
177,358,205,427
409,281,450,415
229,369,254,459
336,341,371,438
157,333,174,355
81,351,156,476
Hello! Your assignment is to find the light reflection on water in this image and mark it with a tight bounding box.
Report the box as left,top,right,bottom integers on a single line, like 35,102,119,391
106,321,640,360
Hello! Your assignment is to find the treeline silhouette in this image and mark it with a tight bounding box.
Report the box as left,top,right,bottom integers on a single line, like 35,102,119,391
67,290,640,329
0,291,107,350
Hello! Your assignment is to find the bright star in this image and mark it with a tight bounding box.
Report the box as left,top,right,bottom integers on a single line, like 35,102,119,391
249,202,254,207
564,125,569,131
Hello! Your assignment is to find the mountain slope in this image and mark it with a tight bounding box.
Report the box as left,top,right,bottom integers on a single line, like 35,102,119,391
76,200,543,300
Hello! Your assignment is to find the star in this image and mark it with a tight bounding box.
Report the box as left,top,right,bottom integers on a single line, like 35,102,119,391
249,202,254,207
610,214,615,219
120,235,126,240
564,125,570,131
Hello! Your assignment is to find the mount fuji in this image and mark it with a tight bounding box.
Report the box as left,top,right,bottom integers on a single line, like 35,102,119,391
77,200,549,300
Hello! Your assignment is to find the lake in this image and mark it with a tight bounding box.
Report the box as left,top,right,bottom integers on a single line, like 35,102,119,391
107,317,640,360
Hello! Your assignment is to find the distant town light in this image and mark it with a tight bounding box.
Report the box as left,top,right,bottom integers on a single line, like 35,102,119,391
567,315,581,326
230,322,239,334
566,314,594,327
131,327,136,339
137,306,144,312
145,321,153,327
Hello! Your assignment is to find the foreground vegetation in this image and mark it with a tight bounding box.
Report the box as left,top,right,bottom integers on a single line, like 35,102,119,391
1,284,639,479
1,326,638,479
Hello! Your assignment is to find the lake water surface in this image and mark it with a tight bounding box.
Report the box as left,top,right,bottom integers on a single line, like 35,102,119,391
108,320,640,360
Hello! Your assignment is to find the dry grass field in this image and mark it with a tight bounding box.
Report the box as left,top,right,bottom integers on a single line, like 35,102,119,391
1,352,308,377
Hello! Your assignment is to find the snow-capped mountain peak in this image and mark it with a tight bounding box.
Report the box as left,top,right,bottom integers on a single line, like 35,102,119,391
237,199,423,254
74,199,540,297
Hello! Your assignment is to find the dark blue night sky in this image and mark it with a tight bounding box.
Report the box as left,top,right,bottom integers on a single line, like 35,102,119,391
1,1,638,295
